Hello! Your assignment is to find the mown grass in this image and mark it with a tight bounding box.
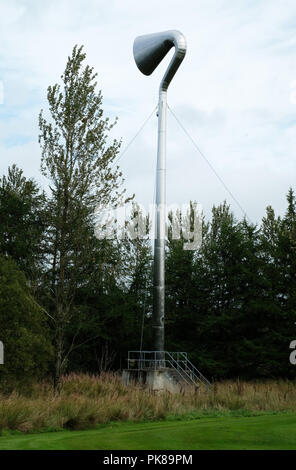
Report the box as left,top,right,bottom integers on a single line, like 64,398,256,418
1,414,296,450
0,373,296,433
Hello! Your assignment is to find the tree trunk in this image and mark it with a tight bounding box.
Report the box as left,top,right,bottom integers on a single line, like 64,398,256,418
54,323,63,393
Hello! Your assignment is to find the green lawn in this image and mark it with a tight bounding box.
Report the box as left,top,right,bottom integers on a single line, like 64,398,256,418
0,414,296,450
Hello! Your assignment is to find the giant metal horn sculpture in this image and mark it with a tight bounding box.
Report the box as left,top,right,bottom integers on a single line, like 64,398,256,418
133,31,187,359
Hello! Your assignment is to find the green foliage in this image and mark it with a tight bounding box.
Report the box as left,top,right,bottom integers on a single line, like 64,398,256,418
68,204,153,372
166,196,296,379
0,165,46,282
0,256,53,390
39,44,126,209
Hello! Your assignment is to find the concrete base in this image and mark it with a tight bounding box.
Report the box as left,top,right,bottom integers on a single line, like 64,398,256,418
122,368,183,393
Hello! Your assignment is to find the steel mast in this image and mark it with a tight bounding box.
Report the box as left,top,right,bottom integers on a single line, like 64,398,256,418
133,30,187,358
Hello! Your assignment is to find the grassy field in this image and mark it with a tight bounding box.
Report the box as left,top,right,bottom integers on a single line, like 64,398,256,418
1,373,296,434
0,414,296,450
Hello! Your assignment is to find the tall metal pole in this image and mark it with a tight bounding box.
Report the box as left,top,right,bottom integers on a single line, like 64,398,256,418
133,30,187,361
153,88,167,355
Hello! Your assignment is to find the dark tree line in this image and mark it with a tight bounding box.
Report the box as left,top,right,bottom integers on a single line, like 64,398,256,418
0,45,295,390
166,198,296,379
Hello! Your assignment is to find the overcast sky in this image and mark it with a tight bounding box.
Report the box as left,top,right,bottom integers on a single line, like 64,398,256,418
1,0,296,223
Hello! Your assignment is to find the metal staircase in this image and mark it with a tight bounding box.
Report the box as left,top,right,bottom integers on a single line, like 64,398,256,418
127,351,211,390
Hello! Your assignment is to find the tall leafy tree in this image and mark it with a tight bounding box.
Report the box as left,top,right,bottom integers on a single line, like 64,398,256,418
259,189,296,377
189,203,261,378
39,45,130,389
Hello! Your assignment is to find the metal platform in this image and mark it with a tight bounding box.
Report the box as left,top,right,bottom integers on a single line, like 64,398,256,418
126,351,211,391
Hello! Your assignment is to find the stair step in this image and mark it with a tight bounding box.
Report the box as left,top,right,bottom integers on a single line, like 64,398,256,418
165,368,210,389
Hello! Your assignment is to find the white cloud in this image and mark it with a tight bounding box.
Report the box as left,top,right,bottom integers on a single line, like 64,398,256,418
0,0,296,223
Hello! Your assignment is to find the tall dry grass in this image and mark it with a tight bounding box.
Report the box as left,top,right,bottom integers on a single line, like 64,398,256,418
0,373,296,433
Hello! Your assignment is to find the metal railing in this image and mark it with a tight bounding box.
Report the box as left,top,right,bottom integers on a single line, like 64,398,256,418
168,351,211,388
127,350,211,389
